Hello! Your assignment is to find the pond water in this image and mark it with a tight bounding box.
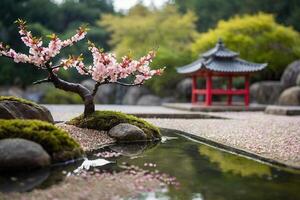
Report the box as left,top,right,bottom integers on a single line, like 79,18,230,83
1,129,300,200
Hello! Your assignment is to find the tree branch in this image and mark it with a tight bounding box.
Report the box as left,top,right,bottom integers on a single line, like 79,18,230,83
92,82,101,97
115,81,143,87
45,65,95,116
33,77,50,85
51,64,62,70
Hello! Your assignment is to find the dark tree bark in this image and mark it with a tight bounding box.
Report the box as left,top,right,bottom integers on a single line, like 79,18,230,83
46,68,95,116
33,66,143,117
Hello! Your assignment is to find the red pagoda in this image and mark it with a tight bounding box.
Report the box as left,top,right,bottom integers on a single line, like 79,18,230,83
177,39,267,106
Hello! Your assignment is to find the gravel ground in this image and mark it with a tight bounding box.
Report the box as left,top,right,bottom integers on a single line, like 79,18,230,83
1,165,173,200
148,112,300,168
56,123,115,151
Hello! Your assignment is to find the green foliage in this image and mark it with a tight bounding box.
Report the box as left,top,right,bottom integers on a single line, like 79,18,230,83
0,119,83,162
192,13,300,80
100,4,197,95
67,110,161,140
0,0,114,86
174,0,300,32
40,88,82,104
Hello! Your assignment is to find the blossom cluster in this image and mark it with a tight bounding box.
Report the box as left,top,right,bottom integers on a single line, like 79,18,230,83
0,19,163,86
0,19,87,67
86,43,164,84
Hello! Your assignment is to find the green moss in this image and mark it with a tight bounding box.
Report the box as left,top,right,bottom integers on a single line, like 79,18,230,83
0,96,41,109
67,111,161,140
0,119,83,162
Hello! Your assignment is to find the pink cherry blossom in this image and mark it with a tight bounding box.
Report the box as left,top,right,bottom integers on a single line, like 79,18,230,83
0,19,163,88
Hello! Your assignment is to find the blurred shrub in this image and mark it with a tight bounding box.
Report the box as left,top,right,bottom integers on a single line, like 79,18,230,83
192,13,300,81
100,4,197,95
40,88,82,104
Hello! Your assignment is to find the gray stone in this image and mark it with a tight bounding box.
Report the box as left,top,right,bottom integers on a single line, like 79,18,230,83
176,78,192,102
81,79,117,104
0,86,23,98
80,79,96,91
250,81,284,104
296,74,300,86
281,60,300,88
0,99,54,123
0,138,50,171
122,86,149,105
108,123,147,142
95,84,117,104
162,96,177,103
278,86,300,106
137,95,162,106
265,105,300,116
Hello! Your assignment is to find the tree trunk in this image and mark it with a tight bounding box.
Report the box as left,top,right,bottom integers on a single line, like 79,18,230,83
48,72,95,117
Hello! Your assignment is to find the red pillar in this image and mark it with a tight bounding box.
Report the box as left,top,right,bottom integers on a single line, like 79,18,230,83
244,74,250,106
227,76,232,105
191,75,197,104
205,74,212,106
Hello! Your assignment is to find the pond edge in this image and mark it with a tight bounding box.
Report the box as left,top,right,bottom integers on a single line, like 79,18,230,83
163,128,300,171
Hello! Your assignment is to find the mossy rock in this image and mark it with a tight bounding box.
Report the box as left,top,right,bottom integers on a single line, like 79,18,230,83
0,96,54,123
0,96,41,109
67,111,161,141
0,119,83,163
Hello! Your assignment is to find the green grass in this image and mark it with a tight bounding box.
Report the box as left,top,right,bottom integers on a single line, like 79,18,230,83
0,119,83,162
67,110,161,141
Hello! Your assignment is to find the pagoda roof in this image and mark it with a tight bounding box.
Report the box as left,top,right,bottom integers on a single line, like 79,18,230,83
202,38,239,58
177,39,267,74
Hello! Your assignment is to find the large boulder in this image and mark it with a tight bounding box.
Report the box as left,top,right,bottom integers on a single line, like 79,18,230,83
137,95,162,106
296,74,300,86
122,86,150,105
108,123,147,142
278,86,300,106
176,78,192,102
250,81,284,104
96,84,117,104
281,60,300,88
0,96,54,123
0,138,50,171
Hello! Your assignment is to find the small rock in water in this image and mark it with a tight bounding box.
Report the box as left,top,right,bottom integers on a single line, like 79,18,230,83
108,123,147,142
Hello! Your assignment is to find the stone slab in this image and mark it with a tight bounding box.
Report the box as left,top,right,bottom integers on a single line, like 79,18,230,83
163,103,267,112
43,105,224,122
265,105,300,116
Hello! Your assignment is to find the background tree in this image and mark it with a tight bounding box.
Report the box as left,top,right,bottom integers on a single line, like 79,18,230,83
0,20,163,115
191,13,300,80
100,4,198,95
173,0,300,32
0,0,114,87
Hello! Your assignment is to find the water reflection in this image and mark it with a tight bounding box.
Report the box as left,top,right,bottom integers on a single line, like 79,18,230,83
0,168,50,193
1,129,300,200
198,145,271,177
109,141,159,157
117,129,300,200
73,158,112,173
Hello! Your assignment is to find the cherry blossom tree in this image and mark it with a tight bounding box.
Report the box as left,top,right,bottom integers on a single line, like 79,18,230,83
0,19,164,116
